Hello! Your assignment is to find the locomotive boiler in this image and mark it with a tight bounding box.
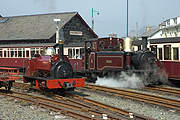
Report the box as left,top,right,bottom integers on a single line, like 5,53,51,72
23,40,85,91
80,37,161,86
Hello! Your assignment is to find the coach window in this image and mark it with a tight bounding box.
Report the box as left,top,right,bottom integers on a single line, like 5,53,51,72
173,47,179,60
10,48,14,57
150,45,157,58
31,48,35,57
7,48,10,58
76,49,80,59
26,51,30,58
68,49,72,58
158,48,162,60
40,48,44,55
18,48,22,57
0,49,2,57
15,48,18,57
164,45,171,60
23,48,25,58
36,48,40,54
80,48,84,59
4,50,7,58
73,49,75,58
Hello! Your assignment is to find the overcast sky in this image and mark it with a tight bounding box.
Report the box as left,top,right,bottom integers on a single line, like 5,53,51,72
0,0,180,37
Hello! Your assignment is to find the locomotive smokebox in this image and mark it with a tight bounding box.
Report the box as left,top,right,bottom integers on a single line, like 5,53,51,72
142,36,148,51
124,37,133,52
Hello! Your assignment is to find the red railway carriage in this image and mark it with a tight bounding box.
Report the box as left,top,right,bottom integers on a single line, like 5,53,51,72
0,43,57,69
150,37,180,81
0,67,20,90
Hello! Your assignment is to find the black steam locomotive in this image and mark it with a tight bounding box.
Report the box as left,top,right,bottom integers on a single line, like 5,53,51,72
71,37,162,86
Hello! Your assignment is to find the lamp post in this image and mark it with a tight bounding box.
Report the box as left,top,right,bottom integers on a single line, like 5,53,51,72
126,0,129,37
92,8,99,31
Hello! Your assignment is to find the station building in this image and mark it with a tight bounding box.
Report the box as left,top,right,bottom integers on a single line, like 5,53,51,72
0,12,98,59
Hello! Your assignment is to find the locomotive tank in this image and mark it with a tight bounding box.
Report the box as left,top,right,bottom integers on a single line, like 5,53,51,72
25,47,72,79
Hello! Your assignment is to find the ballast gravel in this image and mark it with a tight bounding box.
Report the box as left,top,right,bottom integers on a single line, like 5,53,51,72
77,88,180,120
0,95,74,120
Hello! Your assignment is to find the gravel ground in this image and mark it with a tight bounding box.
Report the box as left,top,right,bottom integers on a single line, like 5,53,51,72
0,92,75,120
76,88,180,120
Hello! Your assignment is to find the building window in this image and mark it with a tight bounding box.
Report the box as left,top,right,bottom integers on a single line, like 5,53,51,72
164,45,171,60
173,47,179,60
158,48,162,60
174,18,177,24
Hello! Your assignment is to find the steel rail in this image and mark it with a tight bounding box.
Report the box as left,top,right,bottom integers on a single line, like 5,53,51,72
145,87,180,96
84,84,180,111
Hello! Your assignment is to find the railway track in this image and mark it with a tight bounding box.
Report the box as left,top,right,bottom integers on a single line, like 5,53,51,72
0,91,96,120
145,86,180,96
54,94,154,120
84,84,180,111
1,82,155,120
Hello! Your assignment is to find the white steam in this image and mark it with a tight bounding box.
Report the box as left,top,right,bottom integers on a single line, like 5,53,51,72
95,72,145,89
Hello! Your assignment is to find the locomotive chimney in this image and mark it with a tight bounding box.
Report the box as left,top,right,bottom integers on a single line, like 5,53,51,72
59,40,64,61
142,36,148,51
54,18,64,61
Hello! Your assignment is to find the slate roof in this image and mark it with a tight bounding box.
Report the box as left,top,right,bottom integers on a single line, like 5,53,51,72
133,37,180,46
150,37,180,44
0,12,77,41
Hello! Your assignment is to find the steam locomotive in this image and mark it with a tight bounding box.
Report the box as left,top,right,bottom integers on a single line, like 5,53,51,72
23,40,85,91
72,37,162,86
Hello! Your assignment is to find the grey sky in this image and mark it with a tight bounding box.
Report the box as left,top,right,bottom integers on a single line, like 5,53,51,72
0,0,180,37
